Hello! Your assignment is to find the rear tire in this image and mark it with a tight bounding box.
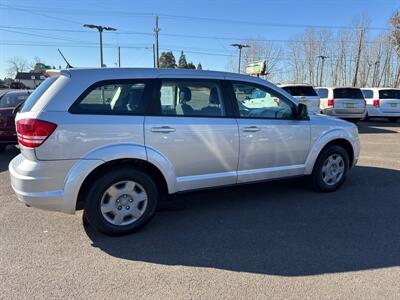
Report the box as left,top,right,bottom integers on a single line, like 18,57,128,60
0,145,6,152
388,117,399,123
84,167,159,236
310,145,349,192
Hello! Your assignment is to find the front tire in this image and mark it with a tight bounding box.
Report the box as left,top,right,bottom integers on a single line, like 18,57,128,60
310,145,349,192
84,167,159,236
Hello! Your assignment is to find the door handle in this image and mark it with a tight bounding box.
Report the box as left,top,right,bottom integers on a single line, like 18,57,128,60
151,126,176,133
243,126,260,132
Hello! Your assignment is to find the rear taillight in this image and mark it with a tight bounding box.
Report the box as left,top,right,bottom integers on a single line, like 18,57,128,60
327,99,334,107
373,99,380,107
16,119,57,148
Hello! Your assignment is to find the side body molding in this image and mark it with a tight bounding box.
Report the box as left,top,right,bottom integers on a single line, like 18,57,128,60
304,129,357,174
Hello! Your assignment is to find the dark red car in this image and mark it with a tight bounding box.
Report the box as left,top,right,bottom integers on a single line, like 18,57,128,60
0,90,32,151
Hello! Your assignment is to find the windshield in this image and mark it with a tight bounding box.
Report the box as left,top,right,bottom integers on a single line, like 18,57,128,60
333,88,364,99
379,89,400,99
0,93,29,108
282,86,318,97
20,77,57,112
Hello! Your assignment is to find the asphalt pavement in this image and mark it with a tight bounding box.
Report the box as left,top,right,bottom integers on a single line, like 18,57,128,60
0,120,399,299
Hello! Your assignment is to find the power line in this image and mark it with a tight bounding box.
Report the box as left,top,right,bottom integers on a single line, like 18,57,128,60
0,4,390,31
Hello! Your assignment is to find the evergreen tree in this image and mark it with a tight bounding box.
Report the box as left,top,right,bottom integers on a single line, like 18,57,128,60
178,51,188,68
197,63,203,70
159,51,177,68
187,62,196,69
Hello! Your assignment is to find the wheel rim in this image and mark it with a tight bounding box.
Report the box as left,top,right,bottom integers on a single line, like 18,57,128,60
321,154,345,186
100,180,148,226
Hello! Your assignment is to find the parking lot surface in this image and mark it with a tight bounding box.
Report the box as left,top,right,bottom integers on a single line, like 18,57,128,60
0,120,399,299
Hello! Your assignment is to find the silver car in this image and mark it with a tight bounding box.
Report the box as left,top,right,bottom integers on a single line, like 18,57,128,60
9,68,360,235
315,87,366,122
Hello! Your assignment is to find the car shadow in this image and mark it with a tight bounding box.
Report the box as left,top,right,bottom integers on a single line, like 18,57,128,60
85,165,400,276
358,120,399,134
0,146,19,172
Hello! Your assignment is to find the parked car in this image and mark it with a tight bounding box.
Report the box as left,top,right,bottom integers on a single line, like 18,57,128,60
10,82,27,89
0,90,32,151
279,84,321,114
9,68,360,236
0,83,9,89
361,88,400,122
315,87,366,122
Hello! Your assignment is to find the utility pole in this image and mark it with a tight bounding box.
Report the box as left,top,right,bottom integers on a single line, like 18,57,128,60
231,44,250,73
352,28,365,87
118,46,121,67
83,24,117,67
154,16,160,68
318,55,328,86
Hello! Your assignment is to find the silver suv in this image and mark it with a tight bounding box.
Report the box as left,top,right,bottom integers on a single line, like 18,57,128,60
9,68,360,235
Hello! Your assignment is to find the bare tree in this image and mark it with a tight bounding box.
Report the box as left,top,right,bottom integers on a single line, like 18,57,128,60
6,57,29,78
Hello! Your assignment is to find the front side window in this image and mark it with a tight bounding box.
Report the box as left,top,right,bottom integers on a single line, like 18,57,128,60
232,82,294,119
158,80,225,117
362,89,373,99
316,88,328,99
72,82,146,114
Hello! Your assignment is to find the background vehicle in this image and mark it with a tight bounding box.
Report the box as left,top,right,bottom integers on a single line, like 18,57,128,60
10,82,27,90
279,84,321,114
362,88,400,122
315,87,366,122
0,84,9,89
0,90,32,151
9,68,360,236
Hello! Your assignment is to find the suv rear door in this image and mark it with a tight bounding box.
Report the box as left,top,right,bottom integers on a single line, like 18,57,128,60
145,78,239,192
378,89,400,113
281,85,320,113
333,88,365,114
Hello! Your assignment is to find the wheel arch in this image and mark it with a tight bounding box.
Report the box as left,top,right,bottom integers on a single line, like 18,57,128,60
75,158,170,210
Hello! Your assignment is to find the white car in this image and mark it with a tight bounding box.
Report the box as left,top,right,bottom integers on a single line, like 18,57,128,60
361,88,400,122
9,68,360,235
315,87,366,122
279,84,321,114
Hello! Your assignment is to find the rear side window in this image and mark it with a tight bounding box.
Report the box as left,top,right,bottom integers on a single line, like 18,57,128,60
157,80,225,117
20,77,57,112
362,89,373,99
379,89,400,99
334,88,364,99
0,93,29,108
282,86,317,96
316,88,328,98
70,81,147,115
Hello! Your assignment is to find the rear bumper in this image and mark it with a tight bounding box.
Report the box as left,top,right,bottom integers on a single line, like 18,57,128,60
367,107,400,117
322,108,366,119
9,154,78,214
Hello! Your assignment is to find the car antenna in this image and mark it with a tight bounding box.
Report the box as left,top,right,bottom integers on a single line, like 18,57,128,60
57,48,73,68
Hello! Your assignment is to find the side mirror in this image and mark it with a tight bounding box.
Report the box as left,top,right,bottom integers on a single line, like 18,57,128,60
296,103,309,120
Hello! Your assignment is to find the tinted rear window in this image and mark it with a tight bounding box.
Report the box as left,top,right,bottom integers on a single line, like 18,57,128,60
316,88,328,98
0,93,29,108
379,89,400,99
362,89,373,99
333,88,364,99
20,77,57,112
282,86,318,96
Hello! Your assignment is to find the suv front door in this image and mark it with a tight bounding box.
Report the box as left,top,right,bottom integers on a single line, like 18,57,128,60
229,81,311,183
145,79,239,192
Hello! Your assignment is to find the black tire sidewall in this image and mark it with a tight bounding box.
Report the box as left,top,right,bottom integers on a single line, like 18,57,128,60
312,145,349,192
84,167,158,236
